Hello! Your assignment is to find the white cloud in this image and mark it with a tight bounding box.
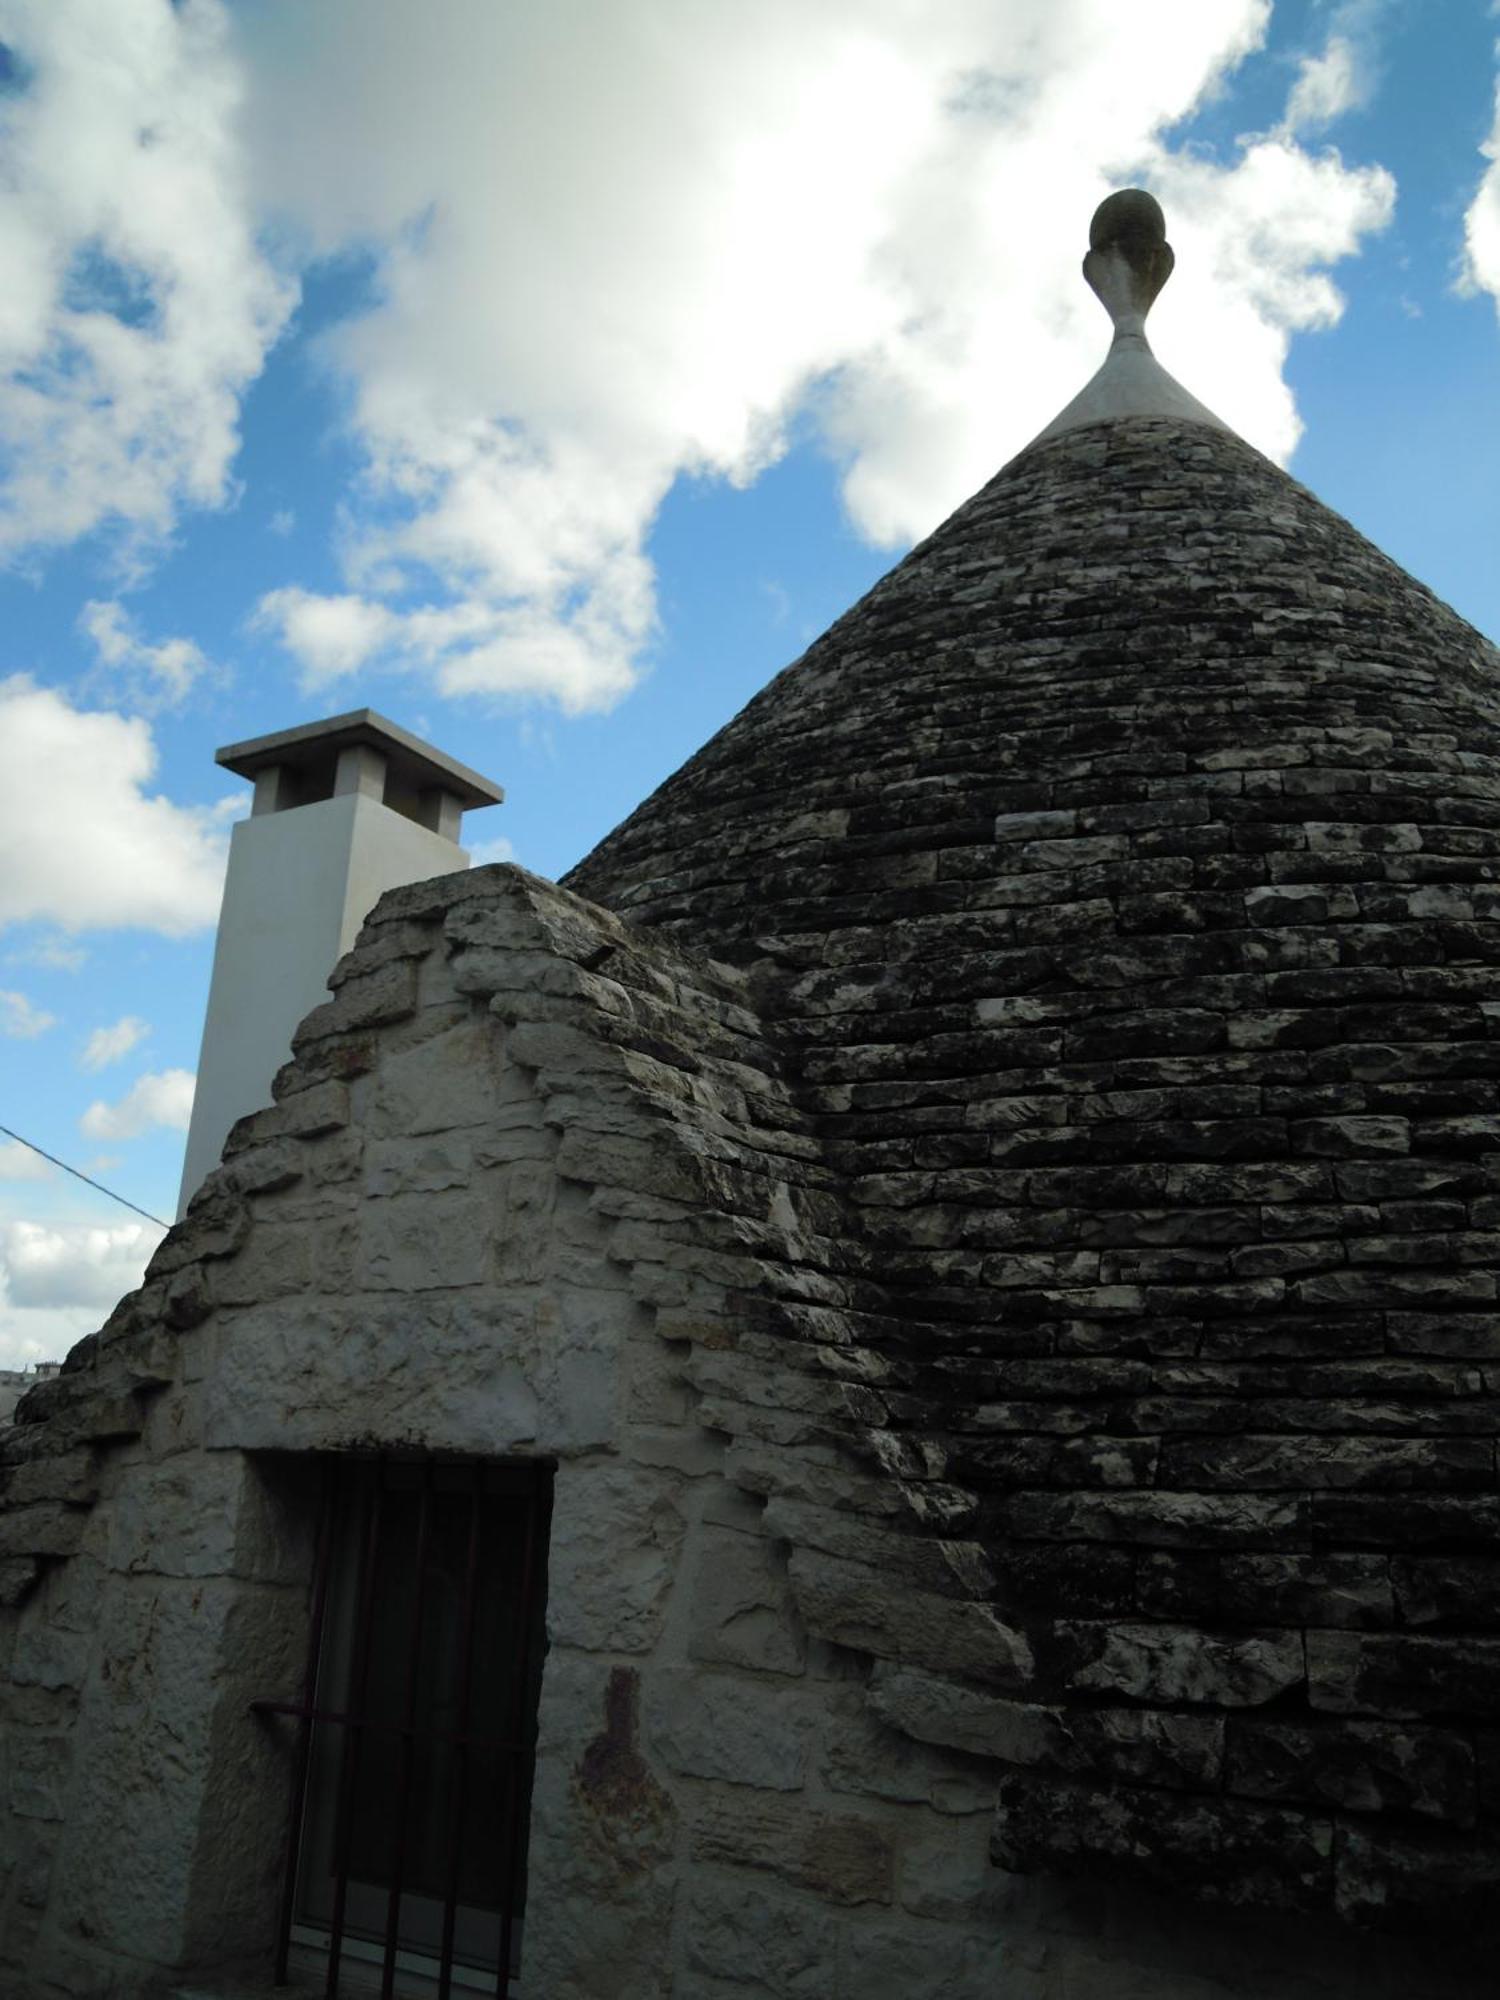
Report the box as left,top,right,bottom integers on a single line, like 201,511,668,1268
1463,70,1500,312
0,676,228,936
80,598,212,708
252,586,398,684
1280,1,1389,135
1,1216,160,1311
0,1141,54,1183
235,0,1393,710
0,4,1396,714
1284,39,1363,132
80,1014,150,1071
0,0,294,561
0,987,55,1038
468,833,517,870
7,936,87,972
80,1067,195,1142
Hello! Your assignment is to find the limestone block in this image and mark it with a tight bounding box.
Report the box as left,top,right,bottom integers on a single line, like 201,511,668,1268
644,1666,813,1790
686,1523,806,1677
225,1137,303,1195
9,1732,70,1820
262,1077,350,1139
51,1576,239,1966
1227,1718,1475,1824
1,1452,97,1507
684,1878,841,1996
103,1454,243,1579
688,1791,893,1905
291,957,417,1047
356,1190,493,1291
546,1464,687,1653
842,1916,1020,1999
369,1019,504,1136
822,1697,995,1816
1308,1631,1500,1719
305,1128,363,1186
625,1426,725,1476
870,1667,1052,1762
0,1508,89,1564
362,1131,473,1195
1060,1622,1303,1707
763,1494,985,1597
14,1840,52,1908
206,1295,543,1456
626,1336,695,1424
9,1561,95,1692
788,1550,1032,1688
207,1222,313,1308
895,1818,1032,1926
0,1556,39,1606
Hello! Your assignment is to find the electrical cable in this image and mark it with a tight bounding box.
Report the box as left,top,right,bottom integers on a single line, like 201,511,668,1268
0,1122,169,1230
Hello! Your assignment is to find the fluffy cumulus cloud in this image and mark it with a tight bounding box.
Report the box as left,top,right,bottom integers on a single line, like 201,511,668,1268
1464,68,1500,314
80,1014,150,1072
1279,0,1388,136
0,2,1395,716
0,1216,157,1309
80,1066,194,1142
79,599,212,708
0,1214,162,1369
0,1140,52,1182
0,677,227,936
0,987,54,1037
0,0,293,559
234,0,1392,711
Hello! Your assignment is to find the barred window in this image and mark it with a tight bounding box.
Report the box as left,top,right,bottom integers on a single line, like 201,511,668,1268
255,1456,553,1998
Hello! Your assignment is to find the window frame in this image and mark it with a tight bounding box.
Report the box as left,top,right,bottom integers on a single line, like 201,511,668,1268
253,1453,554,2000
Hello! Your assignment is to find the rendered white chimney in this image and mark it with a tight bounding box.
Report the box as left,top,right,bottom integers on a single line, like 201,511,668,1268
178,708,504,1216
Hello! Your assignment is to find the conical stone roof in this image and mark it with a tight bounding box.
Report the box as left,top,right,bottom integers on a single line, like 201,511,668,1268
566,199,1500,1922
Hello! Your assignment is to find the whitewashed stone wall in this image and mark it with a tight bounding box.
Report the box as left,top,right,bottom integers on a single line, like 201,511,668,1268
0,867,1488,1998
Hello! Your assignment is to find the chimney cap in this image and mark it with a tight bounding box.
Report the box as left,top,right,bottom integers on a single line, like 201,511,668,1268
215,707,505,810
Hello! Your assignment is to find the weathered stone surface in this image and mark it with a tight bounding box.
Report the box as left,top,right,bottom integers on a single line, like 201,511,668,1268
1308,1633,1500,1719
684,1523,806,1677
684,1878,841,1997
821,1698,995,1815
546,1464,687,1654
12,386,1500,1989
644,1667,812,1790
788,1550,1032,1687
7,1733,70,1822
994,1772,1335,1911
1058,1622,1303,1708
1335,1825,1500,1930
1228,1719,1476,1824
688,1792,893,1906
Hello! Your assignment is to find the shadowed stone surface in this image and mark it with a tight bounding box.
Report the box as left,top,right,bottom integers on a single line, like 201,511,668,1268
566,411,1500,1927
6,358,1500,1994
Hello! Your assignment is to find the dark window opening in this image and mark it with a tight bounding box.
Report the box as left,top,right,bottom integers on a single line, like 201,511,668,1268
254,1455,553,1998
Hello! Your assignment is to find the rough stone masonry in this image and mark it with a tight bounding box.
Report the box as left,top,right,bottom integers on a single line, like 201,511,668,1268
4,196,1500,1998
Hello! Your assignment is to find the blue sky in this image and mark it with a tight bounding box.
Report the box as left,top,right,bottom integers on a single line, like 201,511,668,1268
1,0,1498,1369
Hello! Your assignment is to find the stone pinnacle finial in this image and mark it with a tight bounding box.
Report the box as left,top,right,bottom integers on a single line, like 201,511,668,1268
1083,188,1175,341
1023,187,1230,449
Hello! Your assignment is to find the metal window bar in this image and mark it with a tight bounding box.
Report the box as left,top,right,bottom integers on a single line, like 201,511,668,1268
253,1456,553,2000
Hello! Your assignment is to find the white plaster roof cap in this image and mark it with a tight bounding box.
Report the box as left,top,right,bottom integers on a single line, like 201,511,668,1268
1027,188,1233,449
217,707,505,810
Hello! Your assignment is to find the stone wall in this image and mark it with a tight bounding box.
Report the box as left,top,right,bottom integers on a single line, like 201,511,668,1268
1,863,1492,1997
566,415,1500,1934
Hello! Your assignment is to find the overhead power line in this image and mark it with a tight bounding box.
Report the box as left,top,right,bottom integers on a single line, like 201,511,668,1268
0,1122,170,1230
